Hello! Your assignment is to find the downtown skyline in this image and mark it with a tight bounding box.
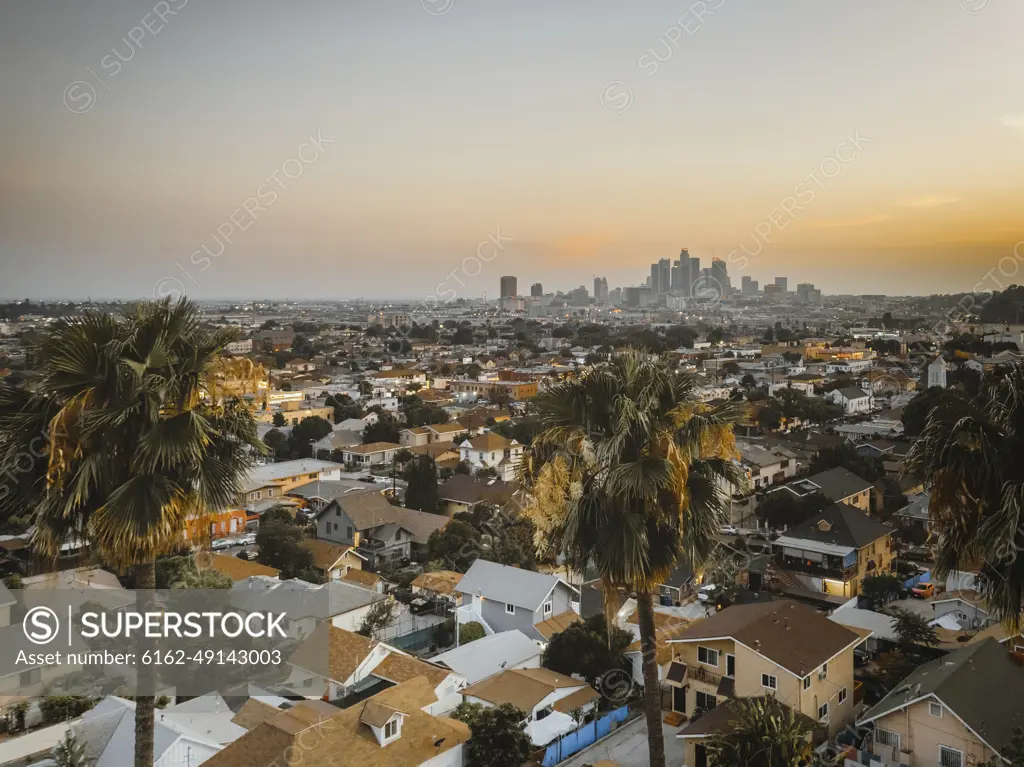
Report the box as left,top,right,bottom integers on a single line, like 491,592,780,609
3,1,1024,300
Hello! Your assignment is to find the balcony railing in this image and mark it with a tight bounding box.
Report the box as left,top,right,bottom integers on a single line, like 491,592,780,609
686,665,723,687
777,556,858,582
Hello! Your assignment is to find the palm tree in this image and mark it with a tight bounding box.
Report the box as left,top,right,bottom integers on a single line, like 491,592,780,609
704,697,814,767
519,350,745,767
904,363,1024,626
0,298,265,767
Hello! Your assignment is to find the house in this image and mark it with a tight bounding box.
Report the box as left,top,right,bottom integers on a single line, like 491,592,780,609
237,459,344,507
339,441,402,467
894,491,933,537
432,629,544,684
929,590,995,632
454,559,579,642
658,561,697,606
437,474,518,516
341,568,388,593
826,386,873,415
399,426,430,447
410,570,463,602
858,638,1024,767
736,442,798,491
426,423,466,444
461,667,600,746
927,356,948,388
774,502,895,597
286,478,386,513
667,600,865,738
458,433,523,481
777,466,874,512
315,490,449,566
231,577,387,636
303,538,368,581
203,677,470,767
285,624,466,712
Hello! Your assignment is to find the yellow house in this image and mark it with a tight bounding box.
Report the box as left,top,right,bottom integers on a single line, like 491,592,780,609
774,502,896,598
667,600,867,765
858,638,1024,767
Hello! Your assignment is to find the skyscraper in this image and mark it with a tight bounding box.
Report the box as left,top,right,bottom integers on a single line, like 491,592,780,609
671,262,682,293
657,259,671,295
687,256,701,297
650,262,661,294
594,277,609,305
531,282,543,297
774,277,788,293
500,276,518,298
711,258,730,292
741,276,759,295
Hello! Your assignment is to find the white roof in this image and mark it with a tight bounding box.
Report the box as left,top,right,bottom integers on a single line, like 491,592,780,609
830,602,895,641
524,709,578,746
432,630,543,684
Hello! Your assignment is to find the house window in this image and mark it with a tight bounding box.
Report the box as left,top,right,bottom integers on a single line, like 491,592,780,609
543,601,553,616
333,523,339,532
695,691,717,711
838,687,847,705
506,603,515,615
384,719,398,739
697,647,719,667
875,728,900,750
347,526,353,539
308,473,317,479
803,675,811,690
335,508,340,516
761,674,777,690
929,702,943,718
817,702,828,721
939,746,963,767
820,662,827,678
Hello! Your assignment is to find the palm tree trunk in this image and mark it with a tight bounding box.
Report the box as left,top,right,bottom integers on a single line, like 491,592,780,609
134,559,156,767
637,589,667,767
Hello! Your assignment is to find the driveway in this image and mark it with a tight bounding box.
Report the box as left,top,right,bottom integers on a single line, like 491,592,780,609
562,716,686,767
886,597,934,620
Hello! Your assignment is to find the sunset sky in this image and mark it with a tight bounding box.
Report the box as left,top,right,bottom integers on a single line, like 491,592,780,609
2,0,1023,299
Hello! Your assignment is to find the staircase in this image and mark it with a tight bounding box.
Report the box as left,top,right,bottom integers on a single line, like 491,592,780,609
773,569,801,591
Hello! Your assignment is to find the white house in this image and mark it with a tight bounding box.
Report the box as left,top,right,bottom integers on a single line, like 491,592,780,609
827,386,873,415
459,433,523,481
928,356,948,388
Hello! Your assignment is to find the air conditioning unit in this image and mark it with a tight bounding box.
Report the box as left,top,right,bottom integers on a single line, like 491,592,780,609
818,671,827,680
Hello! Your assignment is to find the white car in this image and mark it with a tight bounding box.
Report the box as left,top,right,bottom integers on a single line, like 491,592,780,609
210,538,232,551
719,525,740,536
238,533,257,545
697,584,719,602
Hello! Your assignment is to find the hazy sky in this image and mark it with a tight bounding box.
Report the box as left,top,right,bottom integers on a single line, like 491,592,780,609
2,0,1023,300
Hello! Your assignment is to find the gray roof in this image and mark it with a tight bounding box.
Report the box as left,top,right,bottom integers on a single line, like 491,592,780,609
229,577,383,619
860,638,1024,753
787,502,891,550
432,629,543,684
320,490,449,543
456,559,574,610
836,386,870,400
288,479,374,501
895,492,930,522
801,467,874,502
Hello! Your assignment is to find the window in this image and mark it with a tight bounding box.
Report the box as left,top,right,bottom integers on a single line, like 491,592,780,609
347,526,354,539
697,647,719,667
384,719,398,739
506,603,515,615
333,522,339,532
308,473,317,479
803,675,811,690
838,687,847,705
929,702,943,718
695,691,717,710
761,673,777,690
875,728,900,750
939,746,963,767
543,601,553,616
820,662,828,678
818,702,828,721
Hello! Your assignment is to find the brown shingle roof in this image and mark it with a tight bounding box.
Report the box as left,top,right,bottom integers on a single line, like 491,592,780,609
461,668,592,712
552,686,601,713
230,699,280,731
372,652,451,689
464,433,514,451
197,552,280,582
534,610,582,641
288,624,377,684
330,491,449,543
411,570,463,597
670,600,860,676
304,539,357,572
345,442,402,454
359,700,403,729
341,569,384,589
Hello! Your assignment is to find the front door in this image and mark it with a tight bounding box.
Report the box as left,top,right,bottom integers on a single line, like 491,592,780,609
727,654,735,677
673,685,686,713
694,744,708,767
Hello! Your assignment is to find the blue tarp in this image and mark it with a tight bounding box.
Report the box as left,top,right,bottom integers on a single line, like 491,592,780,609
903,571,931,589
541,707,630,767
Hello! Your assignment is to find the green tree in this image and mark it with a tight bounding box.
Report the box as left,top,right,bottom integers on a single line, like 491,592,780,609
542,614,633,685
452,702,533,767
905,364,1024,623
404,456,440,512
426,520,480,571
487,386,515,407
758,402,783,431
357,598,397,638
171,568,233,589
809,444,883,482
705,697,812,767
901,386,955,437
289,415,333,457
256,514,317,580
860,573,906,608
459,621,486,644
363,412,401,444
263,427,290,461
0,298,264,767
272,411,286,427
890,606,940,650
50,730,89,767
522,350,744,767
325,393,362,422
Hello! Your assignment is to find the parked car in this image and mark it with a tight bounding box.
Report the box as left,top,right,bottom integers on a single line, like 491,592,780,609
719,525,740,536
697,584,722,603
238,533,257,546
210,538,232,551
911,582,935,599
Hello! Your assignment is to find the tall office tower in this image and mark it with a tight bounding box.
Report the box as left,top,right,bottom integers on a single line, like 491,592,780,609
796,283,820,302
500,276,518,298
657,258,671,295
593,277,609,305
741,275,755,295
609,287,622,306
711,258,731,291
688,256,701,296
671,262,682,293
531,283,543,297
650,262,661,294
774,277,788,293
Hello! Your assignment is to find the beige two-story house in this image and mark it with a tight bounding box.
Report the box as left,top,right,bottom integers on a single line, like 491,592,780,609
668,600,867,766
858,637,1024,767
